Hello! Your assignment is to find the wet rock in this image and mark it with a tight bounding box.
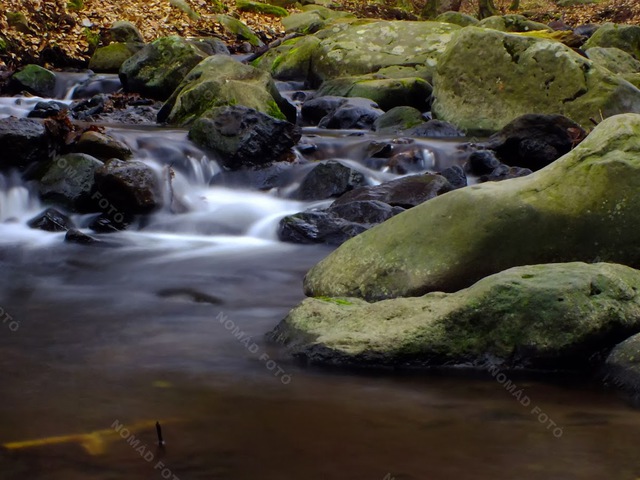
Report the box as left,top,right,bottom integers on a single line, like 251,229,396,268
405,119,464,138
603,334,640,396
440,165,467,189
39,153,103,211
317,97,384,130
332,173,453,208
383,149,428,174
11,64,56,97
88,213,131,233
209,162,295,190
27,208,74,232
316,75,433,111
303,114,640,300
72,131,132,161
189,105,301,169
432,28,640,133
158,54,295,126
478,164,532,183
484,114,586,171
274,262,640,370
119,36,209,100
71,94,106,120
0,117,56,171
293,161,367,200
89,42,143,73
94,159,162,215
300,95,347,125
373,106,424,134
28,101,69,119
109,20,144,43
478,14,552,33
583,23,640,59
72,76,122,99
467,150,500,175
65,228,102,245
279,200,402,245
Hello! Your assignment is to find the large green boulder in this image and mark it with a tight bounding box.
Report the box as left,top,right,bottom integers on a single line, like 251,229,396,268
89,43,142,73
316,75,433,111
583,23,640,60
12,64,56,97
311,21,461,86
281,6,353,34
158,55,295,125
304,114,640,300
585,47,640,74
253,35,321,81
432,27,640,134
276,263,640,368
478,14,552,33
119,36,209,100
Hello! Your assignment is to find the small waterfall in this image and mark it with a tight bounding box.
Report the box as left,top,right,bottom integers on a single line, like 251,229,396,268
0,173,41,223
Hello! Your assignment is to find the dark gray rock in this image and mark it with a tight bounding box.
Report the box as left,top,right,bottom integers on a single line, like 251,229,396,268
28,101,68,119
293,161,367,200
405,119,464,138
72,131,132,161
301,96,347,125
39,153,103,211
317,97,384,130
478,164,533,183
0,117,56,171
467,150,500,176
65,228,103,245
27,208,74,232
110,21,144,43
440,165,467,189
189,105,301,170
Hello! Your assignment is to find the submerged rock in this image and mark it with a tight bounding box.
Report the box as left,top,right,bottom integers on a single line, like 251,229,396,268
189,105,301,169
274,262,640,369
119,36,209,100
303,114,640,300
432,27,640,134
27,208,74,232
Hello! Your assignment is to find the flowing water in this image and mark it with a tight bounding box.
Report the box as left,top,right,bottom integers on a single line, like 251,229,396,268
1,73,640,480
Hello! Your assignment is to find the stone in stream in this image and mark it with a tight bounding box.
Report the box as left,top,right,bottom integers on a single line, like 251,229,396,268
372,106,425,134
89,43,143,73
432,27,640,134
11,64,56,97
93,159,162,215
158,54,296,126
119,36,210,100
292,161,367,201
0,117,57,171
404,119,464,138
39,153,103,211
72,131,133,161
603,333,640,396
252,35,322,82
583,23,640,60
303,113,640,301
272,262,640,370
317,97,384,129
477,164,532,183
189,105,301,170
65,228,103,245
482,114,587,171
27,208,75,232
27,101,69,119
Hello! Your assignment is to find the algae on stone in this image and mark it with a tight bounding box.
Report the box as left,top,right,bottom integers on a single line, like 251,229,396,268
304,114,640,300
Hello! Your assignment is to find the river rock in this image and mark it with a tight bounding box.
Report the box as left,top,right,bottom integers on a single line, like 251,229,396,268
467,150,500,175
39,153,103,211
583,23,640,59
27,101,68,119
253,35,322,81
303,114,640,300
406,119,464,138
189,105,301,169
586,47,640,74
279,200,403,245
478,14,552,33
119,36,210,100
65,228,103,245
274,262,640,369
310,21,461,86
0,117,56,171
483,114,586,171
293,161,367,200
27,208,75,232
478,164,532,183
603,333,640,396
89,43,143,73
11,64,56,97
317,97,384,129
373,106,424,134
109,21,144,43
94,159,162,214
158,54,295,125
440,165,467,189
316,75,432,111
432,27,640,134
300,95,348,124
72,131,132,161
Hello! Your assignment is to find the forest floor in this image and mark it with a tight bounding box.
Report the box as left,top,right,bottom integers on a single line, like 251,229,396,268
0,0,639,70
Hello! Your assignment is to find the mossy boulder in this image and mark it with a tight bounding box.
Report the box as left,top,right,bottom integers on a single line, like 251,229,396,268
216,14,263,46
12,64,56,97
89,43,143,73
253,35,321,81
583,23,640,60
478,14,552,33
276,262,640,369
39,153,103,211
119,36,210,100
281,6,353,34
585,47,640,74
158,54,295,125
373,106,425,133
432,27,640,134
435,11,479,27
237,0,288,16
304,114,640,300
316,75,432,111
311,21,461,86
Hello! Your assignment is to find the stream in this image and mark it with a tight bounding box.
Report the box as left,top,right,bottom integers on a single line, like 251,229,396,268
1,72,640,480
